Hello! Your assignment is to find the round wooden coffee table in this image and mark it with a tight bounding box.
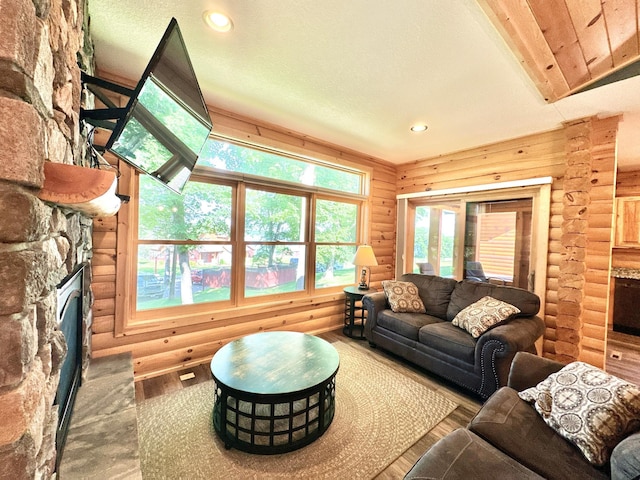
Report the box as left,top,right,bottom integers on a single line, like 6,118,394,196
210,331,340,454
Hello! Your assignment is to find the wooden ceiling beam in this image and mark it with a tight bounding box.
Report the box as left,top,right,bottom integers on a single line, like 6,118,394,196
477,0,640,102
602,0,639,67
564,0,613,79
527,0,591,90
477,0,570,102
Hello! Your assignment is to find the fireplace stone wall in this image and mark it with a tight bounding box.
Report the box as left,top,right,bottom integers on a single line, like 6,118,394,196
0,0,93,478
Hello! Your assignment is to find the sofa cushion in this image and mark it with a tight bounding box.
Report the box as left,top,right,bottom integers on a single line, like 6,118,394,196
452,295,521,338
404,428,543,480
382,280,426,313
446,280,540,321
519,361,640,466
400,273,457,320
469,387,609,479
611,432,640,480
377,310,443,341
419,322,476,365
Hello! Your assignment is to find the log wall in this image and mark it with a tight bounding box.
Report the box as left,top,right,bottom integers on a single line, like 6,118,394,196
91,82,626,378
567,117,618,367
397,117,620,365
91,105,397,380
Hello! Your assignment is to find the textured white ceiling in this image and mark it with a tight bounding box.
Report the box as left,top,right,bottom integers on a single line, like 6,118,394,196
88,0,640,169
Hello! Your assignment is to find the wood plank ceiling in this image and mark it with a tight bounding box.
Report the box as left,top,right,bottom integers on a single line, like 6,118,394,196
478,0,640,102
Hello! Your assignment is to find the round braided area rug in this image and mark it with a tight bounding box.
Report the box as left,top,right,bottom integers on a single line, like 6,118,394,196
137,341,458,479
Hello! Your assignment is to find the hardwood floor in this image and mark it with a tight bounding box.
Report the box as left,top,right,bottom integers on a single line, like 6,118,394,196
134,330,482,479
606,331,640,386
134,329,640,478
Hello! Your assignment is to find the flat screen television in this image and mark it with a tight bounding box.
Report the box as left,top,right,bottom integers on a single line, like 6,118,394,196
85,18,212,194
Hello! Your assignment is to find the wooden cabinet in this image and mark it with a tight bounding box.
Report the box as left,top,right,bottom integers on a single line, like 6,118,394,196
615,197,640,247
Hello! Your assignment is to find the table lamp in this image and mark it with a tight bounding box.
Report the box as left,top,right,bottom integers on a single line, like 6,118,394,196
352,245,378,290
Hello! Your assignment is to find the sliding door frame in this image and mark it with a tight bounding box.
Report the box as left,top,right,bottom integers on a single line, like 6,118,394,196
396,178,551,316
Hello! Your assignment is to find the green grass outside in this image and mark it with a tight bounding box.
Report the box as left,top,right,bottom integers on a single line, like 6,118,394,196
138,267,357,310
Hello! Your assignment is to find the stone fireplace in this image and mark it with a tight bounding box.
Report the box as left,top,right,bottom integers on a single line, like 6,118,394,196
0,0,95,478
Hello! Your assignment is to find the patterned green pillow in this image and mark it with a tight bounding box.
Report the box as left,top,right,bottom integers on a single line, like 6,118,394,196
519,362,640,466
382,280,426,313
452,296,520,338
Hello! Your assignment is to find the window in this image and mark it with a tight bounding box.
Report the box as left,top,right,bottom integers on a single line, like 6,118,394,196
412,204,458,278
199,138,364,194
464,199,532,289
125,136,367,326
315,199,358,289
399,180,551,298
136,175,233,311
408,198,532,286
244,188,306,298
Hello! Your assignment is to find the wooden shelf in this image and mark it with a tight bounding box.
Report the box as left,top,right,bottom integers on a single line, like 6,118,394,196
38,163,121,217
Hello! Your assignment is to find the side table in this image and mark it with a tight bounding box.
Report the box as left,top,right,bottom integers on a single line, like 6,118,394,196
343,286,376,339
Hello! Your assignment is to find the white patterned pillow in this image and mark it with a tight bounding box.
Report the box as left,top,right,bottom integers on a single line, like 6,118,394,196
451,296,520,338
519,362,640,466
382,280,426,313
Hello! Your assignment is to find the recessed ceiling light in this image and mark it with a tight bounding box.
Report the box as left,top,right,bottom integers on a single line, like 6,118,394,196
410,124,428,132
203,11,233,32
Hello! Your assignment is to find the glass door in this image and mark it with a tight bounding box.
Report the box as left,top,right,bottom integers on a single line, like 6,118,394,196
411,202,461,278
406,197,534,289
463,199,533,289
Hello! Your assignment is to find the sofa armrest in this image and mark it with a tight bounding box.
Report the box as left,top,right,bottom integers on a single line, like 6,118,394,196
611,431,640,480
472,316,545,396
477,315,545,358
507,351,564,391
362,291,388,340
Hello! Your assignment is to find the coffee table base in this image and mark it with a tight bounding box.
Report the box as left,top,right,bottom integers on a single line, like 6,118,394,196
212,376,337,454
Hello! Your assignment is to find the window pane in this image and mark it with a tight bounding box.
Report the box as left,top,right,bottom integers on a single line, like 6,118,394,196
139,175,232,240
413,206,431,273
315,199,357,243
245,189,305,242
440,210,456,277
137,244,232,311
464,199,532,288
199,138,363,194
245,245,306,297
413,206,457,277
315,245,356,288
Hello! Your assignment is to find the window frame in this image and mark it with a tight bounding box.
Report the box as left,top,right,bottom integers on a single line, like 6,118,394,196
396,180,551,306
114,136,370,336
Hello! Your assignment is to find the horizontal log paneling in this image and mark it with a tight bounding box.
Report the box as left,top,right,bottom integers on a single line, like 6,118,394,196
91,99,397,379
88,76,629,377
398,118,621,367
577,116,618,365
398,128,566,359
92,315,114,334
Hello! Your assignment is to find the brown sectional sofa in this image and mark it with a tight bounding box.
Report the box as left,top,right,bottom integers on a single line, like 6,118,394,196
404,352,640,479
363,273,545,398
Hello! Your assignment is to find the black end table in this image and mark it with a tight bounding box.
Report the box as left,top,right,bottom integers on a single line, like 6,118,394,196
343,286,376,339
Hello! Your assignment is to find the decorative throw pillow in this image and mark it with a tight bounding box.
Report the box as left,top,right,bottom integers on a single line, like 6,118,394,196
519,362,640,466
451,296,520,338
382,280,426,313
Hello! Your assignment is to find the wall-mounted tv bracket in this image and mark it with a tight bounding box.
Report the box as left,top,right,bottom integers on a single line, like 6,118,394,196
80,72,134,151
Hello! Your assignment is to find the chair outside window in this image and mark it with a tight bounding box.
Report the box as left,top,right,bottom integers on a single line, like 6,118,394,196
416,262,436,275
465,261,505,285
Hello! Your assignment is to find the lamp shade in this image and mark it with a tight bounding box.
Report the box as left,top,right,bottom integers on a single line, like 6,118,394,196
352,245,378,267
